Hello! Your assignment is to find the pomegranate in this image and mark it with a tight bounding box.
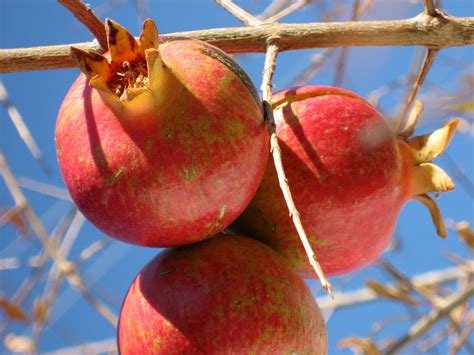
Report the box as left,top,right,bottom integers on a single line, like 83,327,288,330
55,19,268,247
233,86,458,277
118,234,327,354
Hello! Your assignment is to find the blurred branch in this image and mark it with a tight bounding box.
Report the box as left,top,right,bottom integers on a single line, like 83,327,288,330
385,286,474,354
0,80,49,174
1,13,473,73
0,153,118,327
317,262,473,310
57,0,107,49
213,0,261,26
265,0,311,23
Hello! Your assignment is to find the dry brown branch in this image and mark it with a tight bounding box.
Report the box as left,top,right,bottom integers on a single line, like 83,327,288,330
58,0,107,49
213,0,261,26
396,48,439,132
261,37,332,296
1,13,473,73
385,286,474,354
317,262,474,310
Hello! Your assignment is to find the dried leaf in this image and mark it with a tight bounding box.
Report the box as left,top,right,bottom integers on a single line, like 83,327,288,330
338,337,380,355
366,280,420,306
0,205,29,236
455,101,474,113
33,298,49,324
455,221,474,251
4,334,34,353
0,296,27,322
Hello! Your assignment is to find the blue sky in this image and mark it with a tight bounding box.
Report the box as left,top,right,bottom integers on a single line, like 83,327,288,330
1,0,473,353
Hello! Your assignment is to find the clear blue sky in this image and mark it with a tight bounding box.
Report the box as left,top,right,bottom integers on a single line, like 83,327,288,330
1,0,473,353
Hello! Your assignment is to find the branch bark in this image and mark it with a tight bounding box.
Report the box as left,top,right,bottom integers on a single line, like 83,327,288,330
1,13,473,73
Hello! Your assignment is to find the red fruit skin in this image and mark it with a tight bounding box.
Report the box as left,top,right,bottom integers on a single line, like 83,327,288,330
234,86,407,277
118,235,327,354
56,39,268,247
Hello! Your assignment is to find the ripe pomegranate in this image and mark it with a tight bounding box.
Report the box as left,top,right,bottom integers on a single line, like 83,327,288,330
118,234,327,354
55,19,268,247
233,86,458,277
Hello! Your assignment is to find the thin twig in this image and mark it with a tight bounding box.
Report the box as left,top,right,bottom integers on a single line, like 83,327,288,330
261,37,333,297
385,286,474,354
0,80,50,174
257,0,293,20
17,177,72,201
424,0,438,17
333,0,362,86
57,0,107,49
265,0,311,23
213,0,261,26
1,14,473,73
293,48,336,86
396,48,440,132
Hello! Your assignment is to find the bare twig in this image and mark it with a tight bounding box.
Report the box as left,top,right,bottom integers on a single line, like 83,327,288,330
1,14,473,73
265,0,311,23
17,177,72,201
57,0,107,49
396,48,440,132
0,81,49,174
258,0,293,20
293,48,336,86
424,0,438,17
261,37,332,296
385,286,474,354
213,0,261,26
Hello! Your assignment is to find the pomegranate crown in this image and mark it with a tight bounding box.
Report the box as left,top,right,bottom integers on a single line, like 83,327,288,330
70,18,162,104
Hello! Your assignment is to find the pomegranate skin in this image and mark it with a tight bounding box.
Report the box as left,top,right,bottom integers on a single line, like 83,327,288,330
234,86,406,277
118,235,327,354
56,38,268,247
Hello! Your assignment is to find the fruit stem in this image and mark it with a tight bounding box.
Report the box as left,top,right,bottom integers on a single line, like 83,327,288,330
261,37,333,298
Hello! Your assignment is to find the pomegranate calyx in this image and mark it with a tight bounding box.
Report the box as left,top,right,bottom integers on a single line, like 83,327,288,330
70,18,162,105
403,119,460,238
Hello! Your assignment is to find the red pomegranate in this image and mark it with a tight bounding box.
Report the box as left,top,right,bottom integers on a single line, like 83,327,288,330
233,86,458,277
55,19,268,247
118,234,327,354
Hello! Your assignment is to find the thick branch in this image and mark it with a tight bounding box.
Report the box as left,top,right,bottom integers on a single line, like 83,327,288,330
1,13,473,73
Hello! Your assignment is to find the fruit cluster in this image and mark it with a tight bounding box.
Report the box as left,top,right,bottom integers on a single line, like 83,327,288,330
55,19,457,354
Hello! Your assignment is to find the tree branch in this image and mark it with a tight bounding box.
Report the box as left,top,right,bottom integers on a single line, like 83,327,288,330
1,13,473,73
317,262,474,310
385,286,474,354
